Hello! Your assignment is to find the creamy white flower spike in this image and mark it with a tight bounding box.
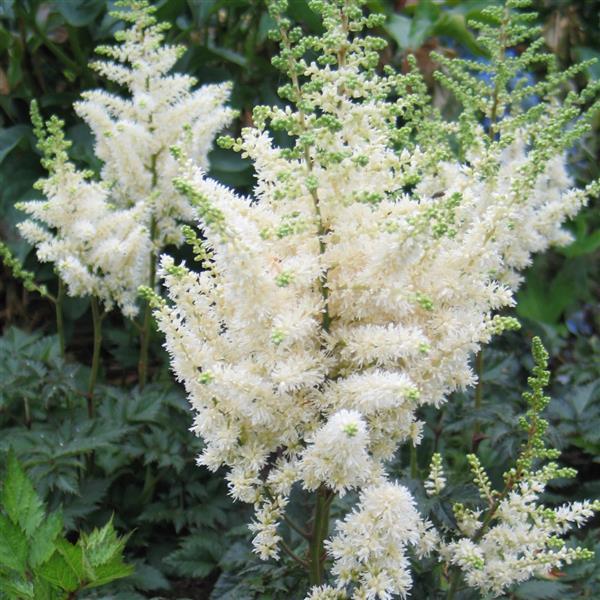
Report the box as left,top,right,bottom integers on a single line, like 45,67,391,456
153,0,599,597
18,108,150,316
75,0,235,250
438,338,600,597
326,482,433,599
299,410,376,496
18,0,233,316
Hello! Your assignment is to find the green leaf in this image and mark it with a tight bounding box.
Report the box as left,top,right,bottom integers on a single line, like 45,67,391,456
0,124,29,165
165,532,224,578
432,13,483,56
206,44,248,68
0,575,35,599
0,513,28,575
514,579,573,599
28,511,63,568
56,537,89,582
31,578,55,600
2,449,44,537
78,518,133,588
517,263,582,324
409,0,439,48
128,561,170,591
79,517,127,569
576,46,600,80
561,229,600,258
385,14,412,49
83,557,134,589
55,0,105,27
38,540,85,592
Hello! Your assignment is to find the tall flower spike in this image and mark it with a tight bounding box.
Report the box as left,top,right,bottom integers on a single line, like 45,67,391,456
18,0,234,319
154,0,598,597
440,338,600,598
18,102,150,317
75,0,235,250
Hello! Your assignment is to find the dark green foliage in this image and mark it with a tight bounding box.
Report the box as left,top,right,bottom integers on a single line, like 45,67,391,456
0,450,132,599
0,0,599,597
210,542,306,600
0,327,238,595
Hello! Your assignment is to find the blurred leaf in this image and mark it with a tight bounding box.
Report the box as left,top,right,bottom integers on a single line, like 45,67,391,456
0,513,28,575
55,0,106,27
576,46,600,80
2,449,45,537
514,579,574,599
386,14,412,49
432,13,482,55
0,124,30,165
206,44,248,68
164,532,224,578
560,216,600,257
517,263,583,324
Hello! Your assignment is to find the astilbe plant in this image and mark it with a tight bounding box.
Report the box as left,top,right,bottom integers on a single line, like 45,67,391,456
16,0,234,387
150,0,599,597
436,338,600,598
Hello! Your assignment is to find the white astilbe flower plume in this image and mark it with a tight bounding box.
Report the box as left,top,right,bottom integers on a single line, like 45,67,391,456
326,482,435,600
17,109,150,317
75,0,235,249
299,410,379,496
153,0,599,597
18,0,233,316
439,339,600,597
442,478,600,597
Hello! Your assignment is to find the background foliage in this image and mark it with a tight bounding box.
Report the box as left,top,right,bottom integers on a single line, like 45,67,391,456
0,0,598,598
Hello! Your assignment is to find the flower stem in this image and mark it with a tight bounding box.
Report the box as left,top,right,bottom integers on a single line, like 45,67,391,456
473,350,484,449
87,296,102,418
138,232,156,389
56,277,65,358
309,487,332,586
446,570,462,600
138,153,159,389
410,443,419,479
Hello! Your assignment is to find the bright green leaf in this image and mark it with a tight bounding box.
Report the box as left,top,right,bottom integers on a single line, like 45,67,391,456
37,548,80,593
2,449,44,537
0,513,28,575
28,511,63,568
0,575,35,599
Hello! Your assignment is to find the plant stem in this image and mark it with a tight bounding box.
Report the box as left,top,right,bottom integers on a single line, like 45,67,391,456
138,152,159,389
56,278,65,358
23,397,31,429
138,216,157,389
280,539,309,568
473,350,484,448
410,443,419,478
87,297,102,418
446,569,462,600
309,487,331,586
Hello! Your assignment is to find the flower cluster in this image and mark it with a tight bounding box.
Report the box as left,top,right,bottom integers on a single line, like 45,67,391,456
18,106,149,316
75,0,234,250
326,482,437,599
425,452,446,497
152,0,599,597
18,0,233,316
440,338,600,597
443,485,598,597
